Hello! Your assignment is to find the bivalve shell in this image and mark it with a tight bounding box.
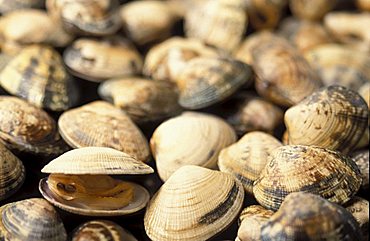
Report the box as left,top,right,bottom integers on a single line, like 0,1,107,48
351,149,369,190
359,82,370,108
289,0,336,21
344,196,369,241
0,0,44,13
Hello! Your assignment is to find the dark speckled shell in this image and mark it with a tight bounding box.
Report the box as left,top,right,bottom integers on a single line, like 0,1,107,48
351,149,369,190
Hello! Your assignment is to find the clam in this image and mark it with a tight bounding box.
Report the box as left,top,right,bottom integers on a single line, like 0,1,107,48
359,82,370,108
58,101,150,163
0,0,44,13
351,149,369,190
218,131,282,194
98,77,181,122
143,37,219,83
144,165,244,241
46,0,121,36
39,147,153,216
0,45,78,111
0,143,25,201
120,1,178,45
289,0,336,21
344,196,369,241
0,198,67,241
236,205,274,241
150,112,236,181
356,0,370,11
166,0,208,19
63,36,142,82
0,96,68,155
185,0,247,52
176,56,253,109
72,220,137,241
253,145,362,211
261,192,363,241
284,85,368,153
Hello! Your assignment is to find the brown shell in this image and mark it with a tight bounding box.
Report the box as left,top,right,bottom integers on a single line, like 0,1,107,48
0,0,44,13
0,45,78,111
284,85,368,154
58,101,150,163
344,196,369,241
143,37,219,83
289,0,336,21
176,57,253,109
63,36,142,82
166,0,208,19
356,0,370,11
185,0,247,52
0,96,68,155
261,192,363,241
351,149,369,190
98,77,181,122
253,145,362,211
218,131,282,194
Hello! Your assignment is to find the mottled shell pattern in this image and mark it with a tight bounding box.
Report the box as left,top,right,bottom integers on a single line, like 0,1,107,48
0,96,68,155
344,196,369,241
260,192,363,241
144,165,244,241
351,149,369,190
63,36,142,82
289,0,336,21
284,85,368,153
218,131,282,194
150,112,236,181
0,0,44,13
98,77,181,122
0,45,78,111
253,145,362,211
58,101,150,163
0,198,67,241
0,143,25,201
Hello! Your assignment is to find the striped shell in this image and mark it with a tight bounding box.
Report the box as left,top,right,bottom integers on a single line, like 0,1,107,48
0,0,44,13
151,112,236,181
260,192,363,241
63,37,142,82
344,196,369,241
0,96,68,155
176,57,253,109
98,77,181,122
351,149,369,190
289,0,336,21
218,131,282,194
253,145,362,211
0,143,25,201
284,85,369,153
0,198,67,241
0,45,78,111
144,165,244,241
58,101,150,163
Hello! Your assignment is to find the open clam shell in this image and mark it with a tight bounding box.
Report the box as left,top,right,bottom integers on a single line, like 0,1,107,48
344,196,369,241
0,198,67,241
58,101,150,163
218,131,282,194
144,165,244,241
151,112,236,181
253,145,362,211
351,149,369,190
289,0,336,21
285,85,369,153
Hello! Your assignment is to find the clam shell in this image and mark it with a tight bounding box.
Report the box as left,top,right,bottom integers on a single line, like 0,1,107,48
260,192,363,241
176,57,253,109
58,101,150,163
0,0,44,13
0,96,68,155
151,112,236,181
63,37,142,82
218,131,282,194
0,45,78,111
359,82,370,108
344,196,369,241
253,145,362,211
0,143,25,201
289,0,336,21
284,85,368,153
144,165,244,241
0,198,67,241
351,149,369,190
72,220,137,241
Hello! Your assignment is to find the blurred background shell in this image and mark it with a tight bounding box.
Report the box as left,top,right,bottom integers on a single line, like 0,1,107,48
359,82,370,108
351,149,369,190
289,0,337,21
356,0,370,11
344,196,369,241
0,0,44,13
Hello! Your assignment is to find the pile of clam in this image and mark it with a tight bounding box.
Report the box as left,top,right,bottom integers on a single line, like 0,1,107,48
0,0,369,240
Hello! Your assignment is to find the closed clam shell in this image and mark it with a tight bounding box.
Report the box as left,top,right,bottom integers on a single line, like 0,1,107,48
0,198,67,241
144,165,244,241
218,131,282,194
351,149,369,190
72,220,137,241
63,36,142,82
285,85,368,153
98,77,181,122
176,57,253,109
344,196,369,241
356,0,370,11
46,0,121,36
359,82,370,108
0,143,25,201
143,37,219,83
253,145,362,211
185,0,247,52
0,45,78,111
0,0,44,13
58,101,150,163
260,192,363,241
151,112,236,181
289,0,336,21
0,96,68,155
